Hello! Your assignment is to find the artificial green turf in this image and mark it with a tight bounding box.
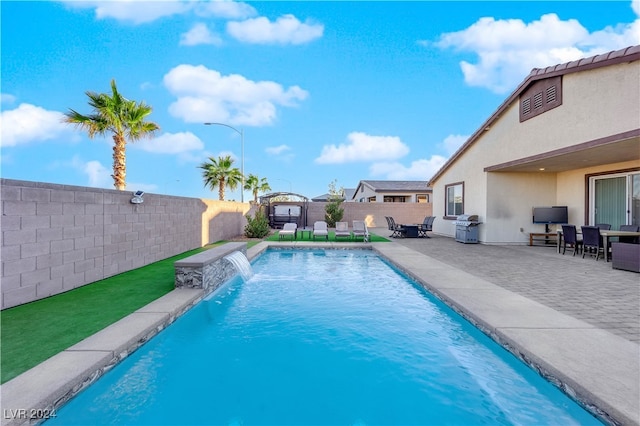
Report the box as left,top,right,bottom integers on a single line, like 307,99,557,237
266,230,389,243
0,246,216,384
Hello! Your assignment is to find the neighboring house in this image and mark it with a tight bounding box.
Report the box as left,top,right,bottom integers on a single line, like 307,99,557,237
351,180,432,203
428,45,640,244
312,188,355,202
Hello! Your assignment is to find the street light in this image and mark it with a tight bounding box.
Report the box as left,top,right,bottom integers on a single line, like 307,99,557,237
204,122,245,203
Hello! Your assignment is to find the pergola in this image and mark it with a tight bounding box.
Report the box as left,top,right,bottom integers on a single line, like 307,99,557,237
258,192,310,229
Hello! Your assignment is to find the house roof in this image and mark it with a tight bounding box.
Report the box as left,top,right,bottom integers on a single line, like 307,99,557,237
343,188,356,200
311,188,355,202
428,44,640,185
353,180,432,198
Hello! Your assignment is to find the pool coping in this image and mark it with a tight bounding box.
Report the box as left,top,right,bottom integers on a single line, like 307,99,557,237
1,241,638,426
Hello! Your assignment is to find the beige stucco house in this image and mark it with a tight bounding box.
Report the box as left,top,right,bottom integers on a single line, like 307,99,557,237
352,180,432,203
428,45,640,244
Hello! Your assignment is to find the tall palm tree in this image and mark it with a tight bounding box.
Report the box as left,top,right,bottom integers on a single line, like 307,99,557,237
244,174,271,204
199,155,243,201
63,79,159,191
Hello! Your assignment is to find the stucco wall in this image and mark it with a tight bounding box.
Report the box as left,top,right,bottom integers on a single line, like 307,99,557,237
431,60,639,243
0,179,250,309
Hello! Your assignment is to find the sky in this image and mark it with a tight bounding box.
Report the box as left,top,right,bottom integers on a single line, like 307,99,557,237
1,1,639,202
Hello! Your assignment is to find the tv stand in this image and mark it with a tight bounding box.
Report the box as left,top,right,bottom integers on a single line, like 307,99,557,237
529,231,558,247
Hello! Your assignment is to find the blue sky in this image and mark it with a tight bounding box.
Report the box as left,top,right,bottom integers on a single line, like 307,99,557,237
1,1,639,201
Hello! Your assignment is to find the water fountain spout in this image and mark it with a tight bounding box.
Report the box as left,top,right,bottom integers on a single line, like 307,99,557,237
224,251,254,281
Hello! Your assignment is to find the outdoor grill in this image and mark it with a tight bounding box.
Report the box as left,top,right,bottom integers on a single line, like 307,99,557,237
454,214,480,244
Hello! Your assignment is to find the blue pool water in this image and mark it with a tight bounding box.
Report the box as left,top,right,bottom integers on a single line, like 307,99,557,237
47,249,600,425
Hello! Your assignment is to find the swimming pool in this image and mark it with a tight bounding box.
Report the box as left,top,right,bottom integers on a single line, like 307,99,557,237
47,248,601,425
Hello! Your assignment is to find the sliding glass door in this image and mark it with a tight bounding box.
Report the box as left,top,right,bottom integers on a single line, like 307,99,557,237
591,172,639,228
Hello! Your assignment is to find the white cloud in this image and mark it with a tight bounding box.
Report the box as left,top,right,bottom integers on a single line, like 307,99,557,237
441,134,469,156
0,103,71,147
135,131,204,154
265,144,294,162
194,1,257,19
64,0,191,25
180,23,223,46
265,144,291,155
164,64,308,126
83,160,112,188
433,8,640,94
315,132,409,165
64,156,158,191
66,156,112,188
227,14,324,45
369,156,447,181
1,93,16,104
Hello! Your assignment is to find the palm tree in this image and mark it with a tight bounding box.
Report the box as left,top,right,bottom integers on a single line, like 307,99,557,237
63,79,159,191
199,155,243,201
244,174,271,204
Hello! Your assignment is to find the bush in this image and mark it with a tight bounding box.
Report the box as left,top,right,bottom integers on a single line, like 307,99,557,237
244,210,270,238
324,199,344,228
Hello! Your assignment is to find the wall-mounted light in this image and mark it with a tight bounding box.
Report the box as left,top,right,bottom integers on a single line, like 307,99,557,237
130,190,144,204
539,168,546,171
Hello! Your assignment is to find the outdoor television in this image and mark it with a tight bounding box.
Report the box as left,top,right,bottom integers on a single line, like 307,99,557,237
532,206,568,224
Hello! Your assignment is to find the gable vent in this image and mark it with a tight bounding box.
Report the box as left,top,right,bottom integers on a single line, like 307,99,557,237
519,76,562,122
533,92,544,109
546,85,557,103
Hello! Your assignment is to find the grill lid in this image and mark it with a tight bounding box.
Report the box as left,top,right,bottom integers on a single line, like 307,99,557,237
456,214,478,222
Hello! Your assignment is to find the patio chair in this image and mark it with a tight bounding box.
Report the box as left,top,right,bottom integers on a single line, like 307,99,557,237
581,226,604,260
595,223,612,230
352,220,369,242
418,216,435,238
561,225,582,256
619,224,639,244
386,216,405,238
313,221,329,240
279,223,297,241
334,222,351,240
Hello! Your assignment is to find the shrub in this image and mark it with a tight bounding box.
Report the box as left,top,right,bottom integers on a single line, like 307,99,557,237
244,209,270,238
324,198,344,228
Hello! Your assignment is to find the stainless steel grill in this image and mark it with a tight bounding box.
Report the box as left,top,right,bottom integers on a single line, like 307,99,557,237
454,214,480,243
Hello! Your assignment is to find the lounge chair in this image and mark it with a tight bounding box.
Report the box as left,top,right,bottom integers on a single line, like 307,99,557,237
313,221,329,240
279,223,297,241
352,220,369,242
335,222,351,240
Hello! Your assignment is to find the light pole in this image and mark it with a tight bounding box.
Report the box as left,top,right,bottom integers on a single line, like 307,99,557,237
204,122,245,203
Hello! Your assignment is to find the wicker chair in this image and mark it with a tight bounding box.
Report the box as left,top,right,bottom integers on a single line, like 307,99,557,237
561,225,582,256
581,226,604,260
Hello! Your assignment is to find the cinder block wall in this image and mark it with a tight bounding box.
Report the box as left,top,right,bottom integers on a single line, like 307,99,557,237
304,202,432,228
1,179,250,310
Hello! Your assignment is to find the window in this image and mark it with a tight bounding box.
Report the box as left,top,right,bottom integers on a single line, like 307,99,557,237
417,194,430,203
445,182,464,217
383,196,407,202
519,76,562,122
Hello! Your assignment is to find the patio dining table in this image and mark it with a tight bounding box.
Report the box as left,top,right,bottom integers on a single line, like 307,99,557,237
556,229,640,262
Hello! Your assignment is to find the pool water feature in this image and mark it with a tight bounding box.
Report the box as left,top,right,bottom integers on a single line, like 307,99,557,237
223,251,253,282
46,249,601,425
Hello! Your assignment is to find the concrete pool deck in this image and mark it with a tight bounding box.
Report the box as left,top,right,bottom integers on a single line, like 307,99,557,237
1,232,638,425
